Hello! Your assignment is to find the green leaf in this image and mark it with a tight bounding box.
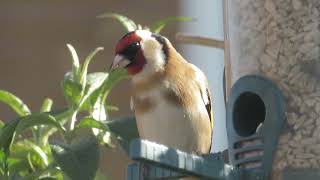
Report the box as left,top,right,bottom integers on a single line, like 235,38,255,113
74,117,109,145
77,73,110,122
39,178,58,180
80,73,108,108
40,109,72,145
79,47,104,88
66,44,81,82
40,98,53,113
87,69,129,120
104,105,118,117
0,119,19,153
6,158,29,177
150,16,192,33
97,13,137,32
16,113,65,133
22,140,49,166
0,149,5,162
0,114,62,176
62,73,83,106
78,69,128,115
86,73,109,89
38,98,54,145
103,69,129,92
9,143,31,160
51,135,99,180
0,90,31,117
91,97,107,121
105,105,119,112
10,141,49,172
91,69,129,120
50,109,72,123
77,72,108,112
27,153,35,171
0,121,4,128
75,117,107,132
0,149,6,171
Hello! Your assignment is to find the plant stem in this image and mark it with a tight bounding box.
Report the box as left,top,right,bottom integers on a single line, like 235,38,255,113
38,99,53,145
32,127,39,145
69,110,78,131
39,109,72,145
3,154,9,180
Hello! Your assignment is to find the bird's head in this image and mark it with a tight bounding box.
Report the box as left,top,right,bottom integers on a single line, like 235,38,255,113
111,29,169,79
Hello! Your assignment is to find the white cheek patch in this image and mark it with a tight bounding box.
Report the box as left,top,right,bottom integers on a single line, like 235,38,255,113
142,39,166,70
133,30,166,82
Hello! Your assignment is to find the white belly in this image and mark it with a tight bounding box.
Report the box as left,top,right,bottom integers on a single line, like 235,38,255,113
135,96,207,153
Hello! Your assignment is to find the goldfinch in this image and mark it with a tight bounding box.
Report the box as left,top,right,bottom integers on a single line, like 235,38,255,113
111,30,213,154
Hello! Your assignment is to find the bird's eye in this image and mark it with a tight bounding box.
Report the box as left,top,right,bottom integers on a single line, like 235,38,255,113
121,42,141,59
127,42,140,52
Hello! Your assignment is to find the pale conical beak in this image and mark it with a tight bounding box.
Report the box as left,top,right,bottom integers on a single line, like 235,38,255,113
110,55,131,70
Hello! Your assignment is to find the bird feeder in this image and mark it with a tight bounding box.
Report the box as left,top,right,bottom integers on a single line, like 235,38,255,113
224,0,320,179
226,75,285,179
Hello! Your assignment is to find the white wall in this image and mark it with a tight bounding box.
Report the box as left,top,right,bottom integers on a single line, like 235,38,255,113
179,0,228,152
